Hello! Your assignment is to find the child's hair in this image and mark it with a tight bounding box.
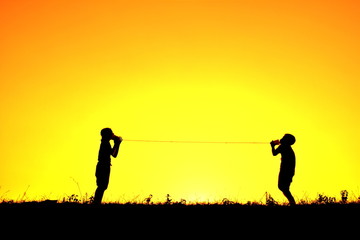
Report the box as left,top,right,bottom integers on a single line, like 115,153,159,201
283,134,296,145
101,128,113,139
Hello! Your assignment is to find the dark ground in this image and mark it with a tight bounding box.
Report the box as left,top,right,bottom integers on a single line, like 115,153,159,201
2,201,360,220
1,202,358,237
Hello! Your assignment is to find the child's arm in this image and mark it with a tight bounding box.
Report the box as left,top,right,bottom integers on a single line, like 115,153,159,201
111,136,122,158
270,142,281,156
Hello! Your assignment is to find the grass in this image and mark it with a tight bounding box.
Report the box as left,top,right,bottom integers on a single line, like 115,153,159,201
1,188,357,234
1,190,359,207
2,191,360,231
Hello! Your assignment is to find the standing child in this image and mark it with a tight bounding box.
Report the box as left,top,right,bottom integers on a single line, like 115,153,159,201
94,128,122,204
270,134,296,206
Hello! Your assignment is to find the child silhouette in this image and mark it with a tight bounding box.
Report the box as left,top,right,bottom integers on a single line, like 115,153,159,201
93,128,122,204
271,134,296,206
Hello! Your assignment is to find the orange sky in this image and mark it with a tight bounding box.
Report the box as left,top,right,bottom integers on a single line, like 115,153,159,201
1,0,359,203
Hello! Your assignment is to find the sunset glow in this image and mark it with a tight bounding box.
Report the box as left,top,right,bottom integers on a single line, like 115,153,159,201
1,0,359,203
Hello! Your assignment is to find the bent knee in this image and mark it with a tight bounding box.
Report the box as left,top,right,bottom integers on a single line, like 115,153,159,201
278,183,289,192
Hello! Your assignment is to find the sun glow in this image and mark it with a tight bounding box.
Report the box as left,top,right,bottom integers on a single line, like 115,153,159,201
1,0,360,203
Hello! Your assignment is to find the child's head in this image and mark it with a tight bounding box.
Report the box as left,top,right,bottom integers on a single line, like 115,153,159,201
280,134,296,145
101,128,114,140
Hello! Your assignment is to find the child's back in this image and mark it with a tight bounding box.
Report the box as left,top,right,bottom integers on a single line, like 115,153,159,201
279,144,295,175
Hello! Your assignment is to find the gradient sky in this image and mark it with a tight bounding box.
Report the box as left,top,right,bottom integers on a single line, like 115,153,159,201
1,0,359,203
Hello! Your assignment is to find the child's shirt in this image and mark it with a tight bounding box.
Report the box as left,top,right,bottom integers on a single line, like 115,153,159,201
98,140,112,164
274,144,296,174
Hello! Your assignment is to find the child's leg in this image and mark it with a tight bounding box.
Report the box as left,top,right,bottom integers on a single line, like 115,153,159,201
94,186,105,204
94,164,111,204
282,187,296,206
278,173,296,205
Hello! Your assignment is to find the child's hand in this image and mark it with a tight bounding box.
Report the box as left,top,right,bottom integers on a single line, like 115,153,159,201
113,136,122,143
270,140,280,147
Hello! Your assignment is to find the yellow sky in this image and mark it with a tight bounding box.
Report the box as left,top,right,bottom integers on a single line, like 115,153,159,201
1,0,359,203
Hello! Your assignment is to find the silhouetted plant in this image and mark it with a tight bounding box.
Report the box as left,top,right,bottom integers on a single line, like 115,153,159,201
144,194,153,205
179,198,186,205
67,194,79,203
165,194,172,205
316,194,336,204
340,190,348,203
87,195,94,204
171,198,187,205
265,192,278,206
222,198,234,205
